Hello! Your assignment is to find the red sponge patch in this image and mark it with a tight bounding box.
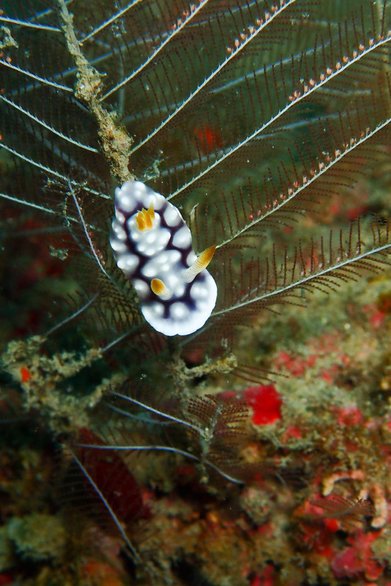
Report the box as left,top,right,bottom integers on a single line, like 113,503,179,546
244,385,283,425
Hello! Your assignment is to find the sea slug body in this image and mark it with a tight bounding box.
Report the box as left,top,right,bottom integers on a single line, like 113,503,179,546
110,180,217,336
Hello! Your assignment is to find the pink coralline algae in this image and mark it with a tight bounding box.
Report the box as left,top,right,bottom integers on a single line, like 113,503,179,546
363,303,386,329
250,564,275,586
243,385,282,425
333,405,364,427
274,350,317,377
331,531,384,581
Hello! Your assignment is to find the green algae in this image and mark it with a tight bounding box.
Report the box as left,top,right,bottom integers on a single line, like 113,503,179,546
7,514,66,563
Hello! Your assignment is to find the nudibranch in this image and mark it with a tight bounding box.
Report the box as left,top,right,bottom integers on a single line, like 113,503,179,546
110,180,217,336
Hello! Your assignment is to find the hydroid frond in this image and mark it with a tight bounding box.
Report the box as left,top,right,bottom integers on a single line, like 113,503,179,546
70,449,141,560
209,219,391,328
